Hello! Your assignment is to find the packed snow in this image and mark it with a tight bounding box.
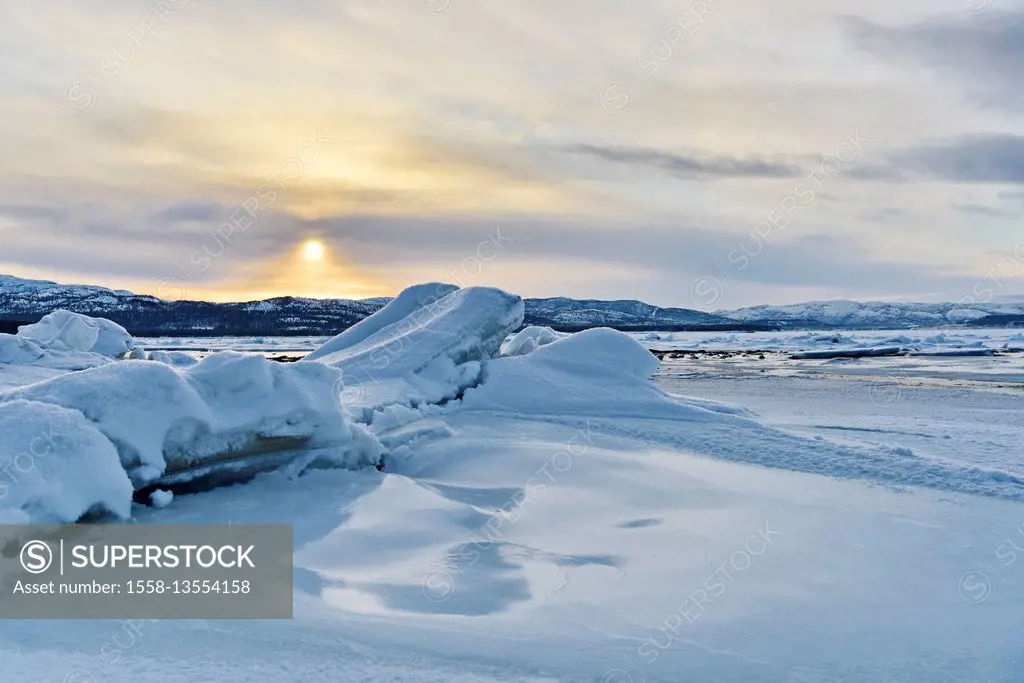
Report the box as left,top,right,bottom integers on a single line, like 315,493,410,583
1,288,1022,681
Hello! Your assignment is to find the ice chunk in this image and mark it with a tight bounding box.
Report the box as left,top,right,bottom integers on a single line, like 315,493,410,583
310,286,524,409
304,283,459,362
18,310,134,357
0,399,133,522
502,325,566,357
150,489,173,508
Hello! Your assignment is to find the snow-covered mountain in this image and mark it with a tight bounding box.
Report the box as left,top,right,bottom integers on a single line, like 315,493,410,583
523,296,734,329
7,274,1020,335
0,275,746,335
721,299,1024,329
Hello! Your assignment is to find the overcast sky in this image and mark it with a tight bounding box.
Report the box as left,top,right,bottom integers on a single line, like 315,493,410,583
1,0,1023,308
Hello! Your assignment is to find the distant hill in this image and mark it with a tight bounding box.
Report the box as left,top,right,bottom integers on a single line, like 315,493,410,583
0,275,766,336
720,300,1024,329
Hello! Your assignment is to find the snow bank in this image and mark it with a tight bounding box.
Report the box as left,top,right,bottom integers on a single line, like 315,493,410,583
18,309,134,357
304,283,459,362
1,352,382,492
502,325,566,357
0,399,132,522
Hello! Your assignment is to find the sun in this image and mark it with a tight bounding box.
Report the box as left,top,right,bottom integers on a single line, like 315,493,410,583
302,240,325,262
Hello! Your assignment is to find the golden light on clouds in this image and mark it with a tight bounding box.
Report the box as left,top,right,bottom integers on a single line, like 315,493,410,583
212,239,391,301
136,239,394,303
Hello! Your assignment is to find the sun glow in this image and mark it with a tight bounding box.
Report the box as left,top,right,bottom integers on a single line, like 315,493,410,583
303,240,326,262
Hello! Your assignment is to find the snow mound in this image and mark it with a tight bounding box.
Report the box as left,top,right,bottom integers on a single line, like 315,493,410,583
1,352,382,491
17,310,134,357
502,326,566,357
0,399,132,522
461,327,667,416
304,283,459,362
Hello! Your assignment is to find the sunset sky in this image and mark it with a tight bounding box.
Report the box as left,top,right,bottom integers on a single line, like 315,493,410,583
1,0,1023,307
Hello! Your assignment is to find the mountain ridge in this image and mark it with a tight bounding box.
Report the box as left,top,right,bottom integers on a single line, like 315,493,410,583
4,274,1022,334
0,274,762,336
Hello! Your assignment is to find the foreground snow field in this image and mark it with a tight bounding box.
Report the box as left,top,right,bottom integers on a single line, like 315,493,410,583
1,288,1022,681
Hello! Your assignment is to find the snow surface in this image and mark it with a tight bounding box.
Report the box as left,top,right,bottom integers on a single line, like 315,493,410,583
0,292,1022,681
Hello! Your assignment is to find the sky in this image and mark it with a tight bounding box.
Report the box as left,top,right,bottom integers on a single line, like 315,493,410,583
1,0,1023,309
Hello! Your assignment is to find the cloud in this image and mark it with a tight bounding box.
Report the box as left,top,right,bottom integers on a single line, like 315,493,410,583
0,195,987,307
151,200,225,223
1,2,1021,306
0,204,68,222
561,144,804,180
843,134,1024,185
954,202,1020,219
845,11,1024,110
888,134,1024,184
